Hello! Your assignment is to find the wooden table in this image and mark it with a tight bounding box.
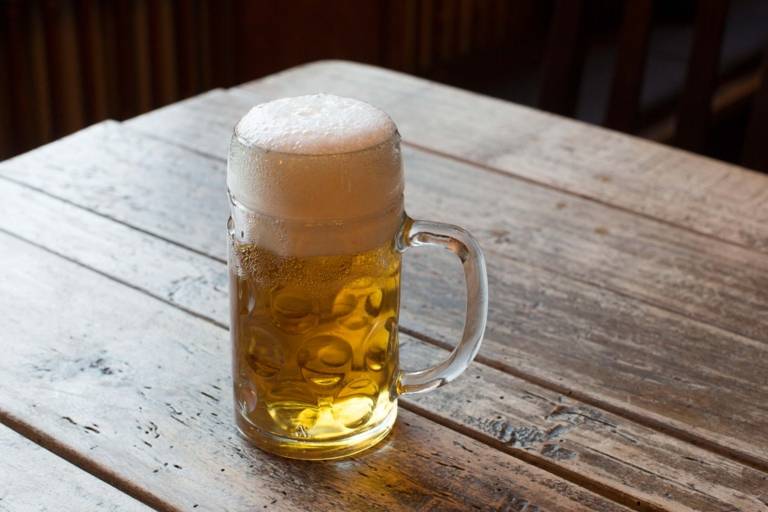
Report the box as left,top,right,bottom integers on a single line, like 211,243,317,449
1,61,766,511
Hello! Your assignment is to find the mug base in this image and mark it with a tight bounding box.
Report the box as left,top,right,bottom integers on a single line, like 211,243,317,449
236,404,398,461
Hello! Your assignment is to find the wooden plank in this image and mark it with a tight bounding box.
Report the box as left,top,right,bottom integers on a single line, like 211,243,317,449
0,424,151,512
231,60,768,254
1,178,766,511
7,120,768,469
125,89,768,343
0,232,629,512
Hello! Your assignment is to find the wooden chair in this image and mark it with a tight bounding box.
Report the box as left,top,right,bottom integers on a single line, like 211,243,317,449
743,45,768,171
539,0,768,172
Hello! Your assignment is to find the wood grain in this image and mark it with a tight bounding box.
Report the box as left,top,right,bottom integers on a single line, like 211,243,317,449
0,424,150,512
126,91,768,343
0,178,765,511
4,120,768,470
232,60,768,253
0,232,629,512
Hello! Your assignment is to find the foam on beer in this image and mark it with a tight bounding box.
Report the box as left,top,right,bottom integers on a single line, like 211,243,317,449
234,94,396,155
228,94,404,256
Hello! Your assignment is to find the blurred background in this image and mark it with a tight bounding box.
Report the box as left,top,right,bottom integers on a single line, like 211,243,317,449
1,0,767,170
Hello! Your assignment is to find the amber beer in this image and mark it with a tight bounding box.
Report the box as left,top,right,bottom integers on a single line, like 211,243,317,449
228,94,488,460
231,242,400,442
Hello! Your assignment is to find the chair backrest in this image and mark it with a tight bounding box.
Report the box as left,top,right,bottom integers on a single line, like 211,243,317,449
538,0,768,171
743,46,768,171
604,0,654,132
538,0,587,117
674,0,730,151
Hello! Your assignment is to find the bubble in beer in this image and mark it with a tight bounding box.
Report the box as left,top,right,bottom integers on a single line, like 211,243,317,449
331,277,384,330
270,286,319,334
244,327,284,378
236,380,259,415
364,288,383,317
333,378,379,429
266,380,319,434
364,322,393,372
297,335,353,388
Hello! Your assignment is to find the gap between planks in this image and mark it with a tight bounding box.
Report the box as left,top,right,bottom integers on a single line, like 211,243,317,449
226,82,768,260
5,124,762,359
0,225,650,512
2,183,767,511
0,174,227,265
7,121,767,479
399,326,768,474
116,123,768,464
122,121,768,349
0,409,181,512
399,401,665,512
399,139,764,259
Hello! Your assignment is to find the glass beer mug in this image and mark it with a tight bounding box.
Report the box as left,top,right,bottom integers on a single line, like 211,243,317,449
227,94,488,460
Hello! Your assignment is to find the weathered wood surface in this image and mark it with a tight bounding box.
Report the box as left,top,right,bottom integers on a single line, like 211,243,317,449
2,60,768,511
74,111,768,466
231,60,768,253
127,88,768,344
0,178,766,511
0,425,151,512
0,231,631,512
2,128,759,508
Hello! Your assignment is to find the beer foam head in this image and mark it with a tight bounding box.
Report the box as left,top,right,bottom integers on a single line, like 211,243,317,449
234,94,397,155
228,95,404,255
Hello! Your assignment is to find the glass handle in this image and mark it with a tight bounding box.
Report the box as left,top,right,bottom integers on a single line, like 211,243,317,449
395,217,489,395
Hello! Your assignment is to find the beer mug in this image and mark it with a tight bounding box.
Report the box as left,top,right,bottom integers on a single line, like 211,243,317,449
227,94,488,460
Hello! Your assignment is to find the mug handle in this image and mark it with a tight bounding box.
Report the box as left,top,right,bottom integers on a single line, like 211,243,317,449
395,217,489,395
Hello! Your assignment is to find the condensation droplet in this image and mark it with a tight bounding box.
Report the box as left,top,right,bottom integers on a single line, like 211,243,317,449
236,380,259,416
